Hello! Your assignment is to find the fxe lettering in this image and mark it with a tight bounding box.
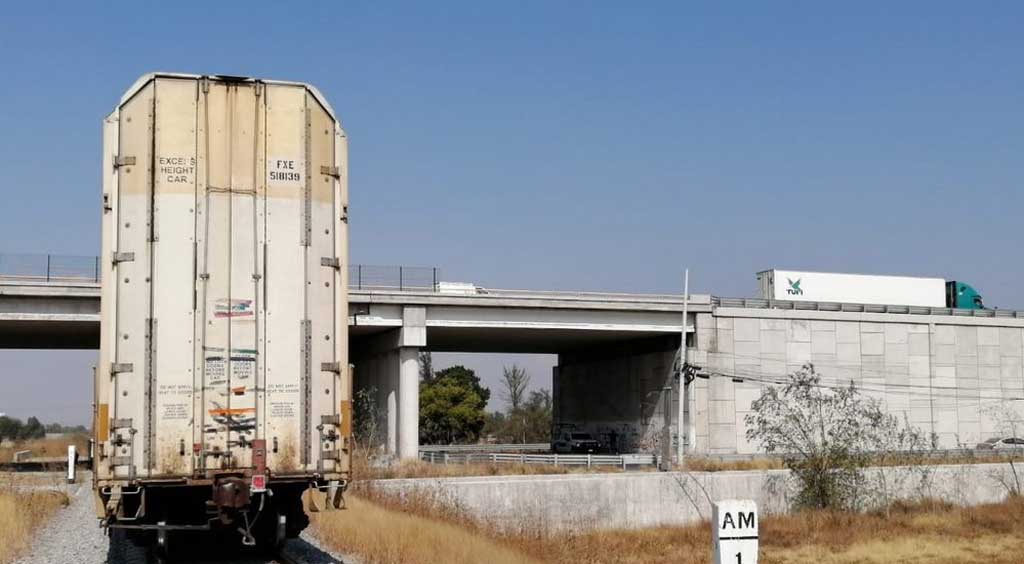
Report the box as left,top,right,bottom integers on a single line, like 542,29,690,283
269,159,302,183
269,171,302,181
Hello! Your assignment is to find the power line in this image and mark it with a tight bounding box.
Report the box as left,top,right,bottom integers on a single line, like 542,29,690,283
688,363,1024,406
712,349,1024,383
691,349,1024,399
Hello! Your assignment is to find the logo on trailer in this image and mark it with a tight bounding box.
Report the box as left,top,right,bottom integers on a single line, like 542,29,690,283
786,278,803,296
214,299,254,318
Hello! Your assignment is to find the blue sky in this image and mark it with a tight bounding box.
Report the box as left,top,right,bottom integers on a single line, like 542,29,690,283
1,2,1022,423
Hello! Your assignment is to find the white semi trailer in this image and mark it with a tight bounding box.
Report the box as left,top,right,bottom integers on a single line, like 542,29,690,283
94,73,351,555
757,269,985,309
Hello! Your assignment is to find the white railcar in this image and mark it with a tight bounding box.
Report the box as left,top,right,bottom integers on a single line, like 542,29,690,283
94,73,351,552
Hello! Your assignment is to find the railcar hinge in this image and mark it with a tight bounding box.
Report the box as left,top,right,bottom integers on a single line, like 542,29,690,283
112,252,135,264
113,155,136,168
110,363,134,374
321,362,341,373
320,257,341,269
320,165,341,179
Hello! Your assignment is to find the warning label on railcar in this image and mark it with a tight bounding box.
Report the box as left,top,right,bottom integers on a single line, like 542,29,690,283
157,156,196,184
268,383,300,418
214,299,254,318
204,348,256,385
157,384,192,421
268,157,304,186
231,351,256,381
205,356,227,385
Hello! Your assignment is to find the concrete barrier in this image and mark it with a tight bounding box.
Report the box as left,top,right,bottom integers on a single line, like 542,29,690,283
368,463,1022,532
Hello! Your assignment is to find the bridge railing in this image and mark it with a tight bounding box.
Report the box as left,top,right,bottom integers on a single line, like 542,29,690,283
0,253,440,291
713,296,1024,318
0,254,101,283
349,264,439,291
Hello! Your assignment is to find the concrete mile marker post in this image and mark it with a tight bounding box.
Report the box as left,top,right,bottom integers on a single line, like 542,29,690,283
713,499,758,564
67,445,76,484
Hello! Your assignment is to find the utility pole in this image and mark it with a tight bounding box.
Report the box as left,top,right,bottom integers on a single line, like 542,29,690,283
677,269,689,465
660,385,673,471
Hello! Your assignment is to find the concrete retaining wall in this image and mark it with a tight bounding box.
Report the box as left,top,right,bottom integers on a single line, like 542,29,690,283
554,308,1024,456
702,312,1024,453
369,463,1022,532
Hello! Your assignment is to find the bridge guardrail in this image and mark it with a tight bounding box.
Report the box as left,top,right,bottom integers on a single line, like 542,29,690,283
713,297,1024,318
5,253,1024,318
0,253,441,292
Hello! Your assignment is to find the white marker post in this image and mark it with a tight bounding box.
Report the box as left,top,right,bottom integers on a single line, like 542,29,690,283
66,445,76,484
713,499,758,564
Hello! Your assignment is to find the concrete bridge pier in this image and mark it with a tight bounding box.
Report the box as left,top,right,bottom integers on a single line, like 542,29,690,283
353,306,425,460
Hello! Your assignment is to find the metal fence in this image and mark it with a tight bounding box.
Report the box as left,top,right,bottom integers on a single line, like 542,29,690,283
419,451,658,469
0,253,438,290
348,264,439,291
0,254,101,282
419,443,550,453
422,448,1018,471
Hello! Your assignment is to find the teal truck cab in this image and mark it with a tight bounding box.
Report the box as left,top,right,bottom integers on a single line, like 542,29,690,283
946,281,985,309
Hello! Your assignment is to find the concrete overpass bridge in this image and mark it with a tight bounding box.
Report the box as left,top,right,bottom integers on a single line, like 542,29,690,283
0,279,706,351
0,276,705,459
8,266,1024,462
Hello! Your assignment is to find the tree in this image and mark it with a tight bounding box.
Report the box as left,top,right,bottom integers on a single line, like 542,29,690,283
0,416,23,441
483,388,553,444
521,389,553,442
862,410,934,515
419,351,434,383
419,366,489,444
432,365,490,405
482,411,508,440
500,364,531,411
353,385,383,451
19,417,45,440
745,363,930,511
984,403,1024,496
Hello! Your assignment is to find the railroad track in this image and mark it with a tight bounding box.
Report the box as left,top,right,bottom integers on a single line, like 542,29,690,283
272,549,301,564
10,472,350,564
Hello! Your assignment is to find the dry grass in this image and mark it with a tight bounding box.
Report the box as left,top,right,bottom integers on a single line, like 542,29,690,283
0,484,69,563
311,495,539,564
525,497,1024,564
314,485,1024,564
678,457,785,472
0,435,89,463
0,472,69,488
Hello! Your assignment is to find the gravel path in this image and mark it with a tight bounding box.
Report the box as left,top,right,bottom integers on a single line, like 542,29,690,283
12,474,353,564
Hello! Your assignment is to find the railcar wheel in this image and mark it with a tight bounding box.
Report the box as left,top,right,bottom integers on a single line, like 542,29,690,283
152,521,176,563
